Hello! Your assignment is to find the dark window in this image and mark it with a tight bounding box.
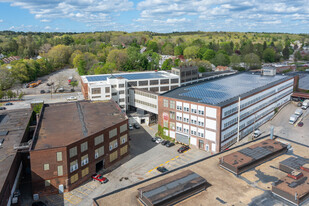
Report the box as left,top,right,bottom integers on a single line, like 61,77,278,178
160,86,169,91
92,88,101,94
186,71,191,75
171,85,178,90
119,98,124,102
171,78,179,84
139,80,148,86
119,84,125,88
150,87,159,92
112,92,117,96
160,79,169,85
119,90,124,94
111,85,117,88
181,71,185,76
128,81,137,87
105,87,110,93
150,80,159,85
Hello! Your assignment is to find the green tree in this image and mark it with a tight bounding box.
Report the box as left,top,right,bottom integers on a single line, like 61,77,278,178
202,49,216,61
70,81,78,91
211,53,230,66
198,67,206,73
146,41,159,52
282,46,290,60
6,90,14,100
106,49,128,70
46,45,72,68
162,43,174,55
183,46,199,59
263,48,276,63
244,53,261,70
161,59,173,70
77,59,86,75
94,62,116,74
230,54,241,69
174,46,183,56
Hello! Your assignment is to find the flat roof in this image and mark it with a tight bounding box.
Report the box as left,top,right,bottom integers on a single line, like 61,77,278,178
0,109,32,191
298,72,309,90
34,101,126,150
161,73,292,106
93,137,309,206
82,71,179,83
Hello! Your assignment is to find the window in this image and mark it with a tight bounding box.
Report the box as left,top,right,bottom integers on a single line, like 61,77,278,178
112,92,117,96
110,151,118,162
82,167,89,177
150,80,158,85
120,124,127,133
150,87,159,92
183,128,189,134
105,87,110,93
56,152,62,161
94,135,104,146
191,119,197,125
70,174,78,184
170,122,175,130
119,98,124,103
120,145,128,156
58,166,63,176
95,146,104,159
163,99,169,107
109,139,118,151
176,105,182,111
170,100,175,109
170,111,175,120
191,108,197,114
44,164,49,171
119,84,125,88
111,85,117,88
128,81,137,87
91,88,101,94
45,180,50,187
160,86,169,91
171,78,179,84
81,142,88,153
109,128,117,138
198,110,204,115
163,121,168,127
69,147,77,158
81,154,89,166
70,160,78,173
183,106,189,112
119,90,124,94
160,79,169,84
120,134,127,144
198,121,204,127
139,80,148,86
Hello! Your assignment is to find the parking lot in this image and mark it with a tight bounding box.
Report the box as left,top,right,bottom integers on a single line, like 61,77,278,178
236,101,309,146
28,124,209,206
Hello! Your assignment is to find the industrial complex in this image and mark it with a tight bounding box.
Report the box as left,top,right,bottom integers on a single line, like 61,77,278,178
158,72,296,152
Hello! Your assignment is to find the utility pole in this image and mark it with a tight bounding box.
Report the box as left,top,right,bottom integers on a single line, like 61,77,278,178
237,96,241,142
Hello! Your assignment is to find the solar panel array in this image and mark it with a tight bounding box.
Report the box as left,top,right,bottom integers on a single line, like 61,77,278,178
85,71,175,82
143,173,200,199
280,157,308,170
299,74,309,90
239,147,273,160
168,73,287,105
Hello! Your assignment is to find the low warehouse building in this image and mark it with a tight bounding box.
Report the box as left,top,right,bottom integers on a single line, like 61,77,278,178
137,170,207,206
30,100,129,196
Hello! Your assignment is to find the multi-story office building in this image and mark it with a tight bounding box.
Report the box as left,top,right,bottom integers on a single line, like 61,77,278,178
30,101,129,196
80,71,180,114
171,66,198,83
158,73,295,153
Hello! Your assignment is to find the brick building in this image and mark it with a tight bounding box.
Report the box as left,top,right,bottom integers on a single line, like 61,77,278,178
30,100,129,196
158,73,296,153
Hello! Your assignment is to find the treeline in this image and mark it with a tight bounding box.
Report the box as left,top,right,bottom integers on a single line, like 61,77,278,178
0,31,308,91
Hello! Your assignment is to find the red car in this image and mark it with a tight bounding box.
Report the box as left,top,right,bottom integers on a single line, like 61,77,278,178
178,145,190,153
91,174,108,184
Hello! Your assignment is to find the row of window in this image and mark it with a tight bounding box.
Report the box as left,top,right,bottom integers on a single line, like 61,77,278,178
135,90,158,100
135,99,157,109
164,100,205,116
175,126,205,138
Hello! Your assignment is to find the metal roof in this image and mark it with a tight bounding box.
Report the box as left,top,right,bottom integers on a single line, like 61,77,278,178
162,73,292,107
298,72,309,90
84,71,178,82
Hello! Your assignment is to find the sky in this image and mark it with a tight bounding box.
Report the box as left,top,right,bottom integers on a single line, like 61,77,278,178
0,0,308,33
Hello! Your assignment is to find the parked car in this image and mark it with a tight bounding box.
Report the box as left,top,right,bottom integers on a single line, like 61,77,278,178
157,167,168,173
0,107,6,110
32,201,47,206
178,145,190,153
4,102,13,106
298,122,304,127
134,123,140,129
156,138,163,144
253,129,262,138
151,137,157,142
297,102,303,107
161,140,169,145
46,90,51,93
92,174,108,184
166,142,175,147
40,90,45,94
67,96,77,101
128,124,133,130
58,88,64,92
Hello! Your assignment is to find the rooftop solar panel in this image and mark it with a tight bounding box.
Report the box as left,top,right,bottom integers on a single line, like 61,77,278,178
85,71,176,82
239,147,272,160
162,73,291,106
298,73,309,90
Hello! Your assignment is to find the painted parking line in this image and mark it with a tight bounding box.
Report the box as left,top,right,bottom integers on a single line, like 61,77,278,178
74,189,89,196
80,184,94,192
63,193,82,205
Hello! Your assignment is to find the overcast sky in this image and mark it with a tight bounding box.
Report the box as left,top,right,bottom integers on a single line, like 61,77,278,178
0,0,308,33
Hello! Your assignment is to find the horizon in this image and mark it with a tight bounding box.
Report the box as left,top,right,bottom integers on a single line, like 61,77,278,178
0,0,308,33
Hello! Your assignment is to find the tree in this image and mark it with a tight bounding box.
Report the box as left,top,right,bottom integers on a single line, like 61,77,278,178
198,67,206,73
294,51,302,61
161,59,173,70
106,49,128,70
174,46,183,56
94,62,116,74
211,53,230,66
162,43,174,55
244,53,261,70
183,46,199,59
77,59,86,75
73,52,98,74
70,81,78,91
282,46,290,60
6,90,14,100
146,41,159,52
263,48,276,63
202,49,216,61
18,92,24,100
46,45,72,68
0,67,15,90
230,54,241,69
